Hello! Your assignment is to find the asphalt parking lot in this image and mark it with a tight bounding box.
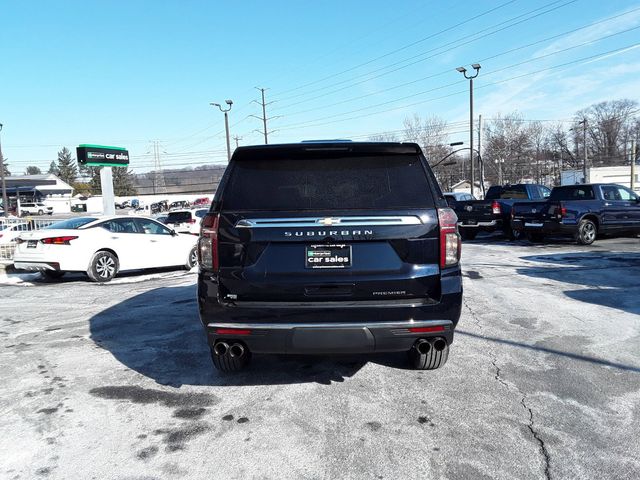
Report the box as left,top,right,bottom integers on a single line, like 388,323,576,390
1,236,639,479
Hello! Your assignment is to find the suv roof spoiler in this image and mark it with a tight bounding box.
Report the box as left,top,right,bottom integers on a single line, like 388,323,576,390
232,142,422,159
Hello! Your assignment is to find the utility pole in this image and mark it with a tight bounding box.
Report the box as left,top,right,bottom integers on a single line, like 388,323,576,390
631,139,636,192
579,118,588,183
233,135,242,148
150,140,166,195
251,87,279,145
0,123,8,217
210,100,233,162
456,64,481,197
478,114,485,198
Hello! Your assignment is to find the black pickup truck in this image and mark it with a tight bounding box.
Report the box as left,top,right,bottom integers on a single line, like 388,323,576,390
452,184,551,240
511,183,640,245
197,141,462,372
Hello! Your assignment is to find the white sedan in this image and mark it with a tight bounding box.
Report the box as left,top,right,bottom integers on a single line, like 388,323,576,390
0,222,30,244
13,216,199,282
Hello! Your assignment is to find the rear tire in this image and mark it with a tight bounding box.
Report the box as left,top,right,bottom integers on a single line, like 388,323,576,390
506,225,524,241
526,232,545,243
42,270,65,281
460,229,477,241
408,339,449,370
210,345,251,372
576,219,597,245
87,251,119,283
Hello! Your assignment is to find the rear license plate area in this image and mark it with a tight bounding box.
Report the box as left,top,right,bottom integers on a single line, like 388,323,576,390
27,240,38,249
305,244,352,269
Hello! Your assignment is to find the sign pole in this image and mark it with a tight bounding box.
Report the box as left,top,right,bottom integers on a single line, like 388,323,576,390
100,167,115,215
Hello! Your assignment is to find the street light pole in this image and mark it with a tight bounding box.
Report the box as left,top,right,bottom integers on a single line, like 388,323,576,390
0,123,9,218
579,118,588,183
210,100,234,162
456,64,481,197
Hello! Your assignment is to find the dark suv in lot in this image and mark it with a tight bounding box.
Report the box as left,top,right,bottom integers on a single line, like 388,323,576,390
197,142,462,372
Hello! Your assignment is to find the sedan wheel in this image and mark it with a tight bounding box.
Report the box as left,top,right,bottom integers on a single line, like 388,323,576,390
87,251,119,282
185,246,198,270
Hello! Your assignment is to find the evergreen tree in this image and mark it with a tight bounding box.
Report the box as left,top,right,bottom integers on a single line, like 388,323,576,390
25,166,42,175
48,161,59,175
56,147,78,185
113,167,137,196
87,167,101,195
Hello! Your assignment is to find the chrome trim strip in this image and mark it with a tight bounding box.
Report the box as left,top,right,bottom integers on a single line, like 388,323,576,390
236,216,424,228
220,297,437,309
207,320,452,330
457,220,497,227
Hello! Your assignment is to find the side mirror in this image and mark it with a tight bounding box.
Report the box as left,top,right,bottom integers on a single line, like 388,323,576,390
170,229,178,236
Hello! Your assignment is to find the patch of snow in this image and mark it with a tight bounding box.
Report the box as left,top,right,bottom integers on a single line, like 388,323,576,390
0,272,41,286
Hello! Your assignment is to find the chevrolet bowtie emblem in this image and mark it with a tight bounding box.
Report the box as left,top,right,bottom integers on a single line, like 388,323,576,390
318,217,340,226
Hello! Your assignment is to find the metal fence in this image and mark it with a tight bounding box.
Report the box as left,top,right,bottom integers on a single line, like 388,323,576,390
0,217,58,262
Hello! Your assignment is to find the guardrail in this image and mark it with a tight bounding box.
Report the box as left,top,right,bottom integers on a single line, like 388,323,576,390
0,217,59,262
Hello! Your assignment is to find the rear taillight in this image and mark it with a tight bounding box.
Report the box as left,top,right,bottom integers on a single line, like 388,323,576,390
199,213,219,270
491,200,501,215
188,218,197,224
556,204,567,219
437,208,461,269
41,236,78,245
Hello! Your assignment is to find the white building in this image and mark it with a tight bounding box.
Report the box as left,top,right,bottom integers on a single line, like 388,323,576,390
561,166,639,193
450,180,490,199
2,174,74,214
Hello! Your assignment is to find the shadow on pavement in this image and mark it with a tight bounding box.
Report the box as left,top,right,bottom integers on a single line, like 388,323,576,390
456,329,640,373
516,251,640,315
89,285,389,387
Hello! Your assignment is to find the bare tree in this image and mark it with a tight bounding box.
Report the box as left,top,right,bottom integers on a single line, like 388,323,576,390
368,132,399,142
402,114,450,164
482,113,532,185
575,99,638,166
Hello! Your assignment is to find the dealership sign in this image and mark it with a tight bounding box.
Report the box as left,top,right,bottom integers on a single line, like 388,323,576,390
76,144,129,167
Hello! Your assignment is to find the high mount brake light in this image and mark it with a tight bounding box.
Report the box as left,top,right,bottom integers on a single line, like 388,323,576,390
437,208,461,269
199,214,219,270
41,236,78,245
491,200,501,215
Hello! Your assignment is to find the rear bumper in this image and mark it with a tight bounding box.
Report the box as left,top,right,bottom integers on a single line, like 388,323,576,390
512,219,576,235
206,319,454,354
13,261,60,271
457,219,502,232
198,271,462,354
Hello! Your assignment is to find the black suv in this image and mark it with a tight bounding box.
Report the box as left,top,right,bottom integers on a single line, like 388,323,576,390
197,142,462,372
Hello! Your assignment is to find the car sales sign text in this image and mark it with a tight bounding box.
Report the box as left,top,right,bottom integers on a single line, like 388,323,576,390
77,144,129,167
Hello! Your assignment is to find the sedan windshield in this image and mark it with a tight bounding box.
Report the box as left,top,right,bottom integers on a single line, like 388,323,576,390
45,217,98,230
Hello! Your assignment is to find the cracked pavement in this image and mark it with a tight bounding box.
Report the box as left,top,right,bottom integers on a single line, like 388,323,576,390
1,236,639,479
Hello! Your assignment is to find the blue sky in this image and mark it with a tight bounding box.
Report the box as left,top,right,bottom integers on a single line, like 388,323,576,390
2,0,640,173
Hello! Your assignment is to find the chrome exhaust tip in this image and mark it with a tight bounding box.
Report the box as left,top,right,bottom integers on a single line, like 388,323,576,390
432,337,447,352
229,343,246,358
414,339,431,355
213,341,229,356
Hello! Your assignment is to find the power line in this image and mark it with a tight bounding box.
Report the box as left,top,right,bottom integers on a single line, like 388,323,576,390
271,0,520,97
273,41,640,132
271,0,577,107
270,8,640,116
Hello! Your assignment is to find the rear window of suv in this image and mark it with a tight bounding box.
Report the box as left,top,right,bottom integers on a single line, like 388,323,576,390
549,186,595,200
222,155,434,210
166,212,192,223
